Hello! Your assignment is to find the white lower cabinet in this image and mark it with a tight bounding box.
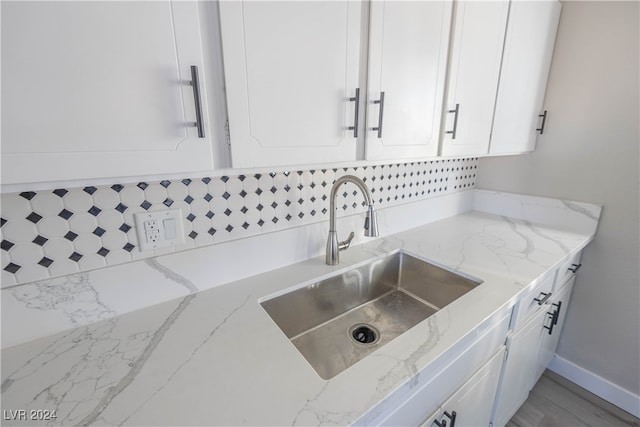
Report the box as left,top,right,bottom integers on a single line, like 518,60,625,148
492,306,549,426
371,310,510,427
428,348,505,427
509,270,555,331
491,261,580,427
419,408,443,427
535,276,576,384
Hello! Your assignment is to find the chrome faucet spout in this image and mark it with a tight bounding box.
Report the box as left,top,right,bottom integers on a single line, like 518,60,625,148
326,175,379,265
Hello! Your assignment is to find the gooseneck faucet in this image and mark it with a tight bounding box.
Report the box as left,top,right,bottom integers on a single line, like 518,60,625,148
326,175,379,265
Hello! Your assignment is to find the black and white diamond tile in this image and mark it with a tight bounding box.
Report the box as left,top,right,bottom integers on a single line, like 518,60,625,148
0,158,477,286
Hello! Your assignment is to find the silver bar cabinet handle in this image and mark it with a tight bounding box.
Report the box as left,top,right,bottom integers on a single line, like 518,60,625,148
348,88,360,138
190,65,205,138
446,103,460,139
372,91,385,138
534,291,553,305
537,110,548,134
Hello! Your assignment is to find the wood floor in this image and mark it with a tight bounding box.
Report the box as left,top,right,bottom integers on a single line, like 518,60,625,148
507,370,640,427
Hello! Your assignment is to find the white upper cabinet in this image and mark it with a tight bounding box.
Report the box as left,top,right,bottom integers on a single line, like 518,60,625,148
441,0,510,157
490,0,561,155
219,1,362,168
1,0,563,184
365,1,452,161
219,0,561,167
1,1,214,185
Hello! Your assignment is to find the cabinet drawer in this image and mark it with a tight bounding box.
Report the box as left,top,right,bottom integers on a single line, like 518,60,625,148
510,270,555,332
368,311,510,426
555,250,582,290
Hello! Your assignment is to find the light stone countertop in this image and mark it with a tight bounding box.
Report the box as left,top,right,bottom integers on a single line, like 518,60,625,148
0,199,601,426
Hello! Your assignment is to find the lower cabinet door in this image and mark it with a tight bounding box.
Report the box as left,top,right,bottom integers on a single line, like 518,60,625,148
434,348,505,427
535,276,576,383
419,408,443,427
492,307,549,426
370,311,510,427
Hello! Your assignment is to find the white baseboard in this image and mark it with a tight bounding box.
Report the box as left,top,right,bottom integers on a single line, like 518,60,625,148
548,355,640,418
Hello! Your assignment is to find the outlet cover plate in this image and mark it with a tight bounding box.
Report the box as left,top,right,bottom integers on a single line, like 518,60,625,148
134,208,185,251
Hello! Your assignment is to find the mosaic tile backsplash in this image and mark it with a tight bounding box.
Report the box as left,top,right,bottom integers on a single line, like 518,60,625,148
1,158,477,287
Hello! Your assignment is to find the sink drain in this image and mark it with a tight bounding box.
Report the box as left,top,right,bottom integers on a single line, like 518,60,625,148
350,324,379,345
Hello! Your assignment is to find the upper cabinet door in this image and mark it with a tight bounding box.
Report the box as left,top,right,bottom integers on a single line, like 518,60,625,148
1,1,213,185
365,1,452,161
220,1,362,169
490,0,561,155
441,0,509,157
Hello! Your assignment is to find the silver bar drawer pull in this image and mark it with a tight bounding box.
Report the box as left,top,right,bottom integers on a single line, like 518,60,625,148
534,291,553,305
190,65,205,138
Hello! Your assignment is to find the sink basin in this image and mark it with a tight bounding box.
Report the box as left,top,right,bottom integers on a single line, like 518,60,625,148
260,251,482,379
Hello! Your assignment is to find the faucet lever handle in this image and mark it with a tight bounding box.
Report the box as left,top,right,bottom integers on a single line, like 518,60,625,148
338,232,355,251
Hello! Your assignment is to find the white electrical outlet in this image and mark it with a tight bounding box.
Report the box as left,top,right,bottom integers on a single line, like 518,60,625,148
144,220,160,243
134,208,185,251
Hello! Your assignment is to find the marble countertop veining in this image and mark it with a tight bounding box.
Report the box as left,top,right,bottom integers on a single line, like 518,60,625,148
1,206,599,426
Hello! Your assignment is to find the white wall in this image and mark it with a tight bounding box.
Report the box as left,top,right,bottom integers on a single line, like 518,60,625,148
478,0,639,399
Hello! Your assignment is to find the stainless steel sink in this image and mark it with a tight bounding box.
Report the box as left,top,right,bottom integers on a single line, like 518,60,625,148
260,251,482,379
